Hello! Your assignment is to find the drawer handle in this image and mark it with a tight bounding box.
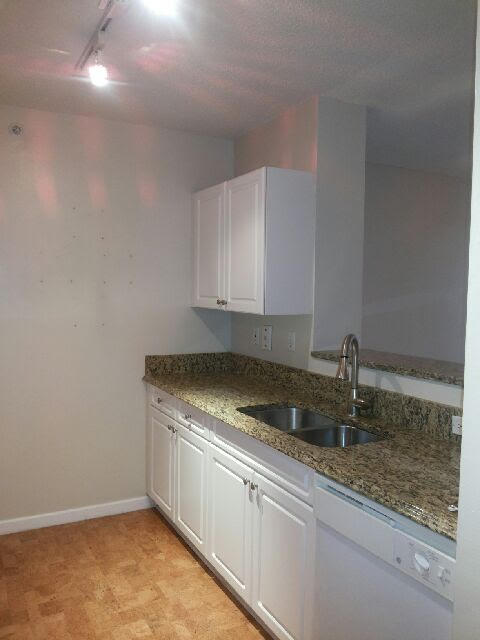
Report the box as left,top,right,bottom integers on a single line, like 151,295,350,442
157,397,162,403
184,414,192,421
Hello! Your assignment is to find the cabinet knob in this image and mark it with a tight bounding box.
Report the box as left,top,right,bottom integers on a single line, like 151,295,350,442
184,413,192,421
250,482,258,492
157,397,162,403
216,299,221,305
243,478,249,485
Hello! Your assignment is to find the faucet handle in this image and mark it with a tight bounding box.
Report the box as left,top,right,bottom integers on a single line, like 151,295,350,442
351,397,371,410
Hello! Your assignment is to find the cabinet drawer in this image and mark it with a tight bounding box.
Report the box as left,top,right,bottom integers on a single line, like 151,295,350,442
176,402,209,439
149,386,176,418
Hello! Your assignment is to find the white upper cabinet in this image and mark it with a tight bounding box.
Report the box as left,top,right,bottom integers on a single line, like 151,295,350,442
192,183,225,309
192,167,315,315
225,168,266,314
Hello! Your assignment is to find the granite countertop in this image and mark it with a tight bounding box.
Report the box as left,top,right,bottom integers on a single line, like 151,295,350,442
311,348,464,386
144,371,460,541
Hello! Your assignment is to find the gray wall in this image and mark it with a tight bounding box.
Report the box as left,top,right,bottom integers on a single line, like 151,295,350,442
362,163,470,363
230,314,313,369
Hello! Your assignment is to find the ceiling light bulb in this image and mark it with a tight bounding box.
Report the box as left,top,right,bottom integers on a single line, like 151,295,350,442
88,61,108,87
143,0,177,16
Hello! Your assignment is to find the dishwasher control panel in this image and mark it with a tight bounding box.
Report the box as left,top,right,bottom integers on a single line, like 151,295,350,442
393,530,455,602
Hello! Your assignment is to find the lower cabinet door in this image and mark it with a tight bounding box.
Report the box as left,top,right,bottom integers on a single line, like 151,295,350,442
208,445,254,603
252,472,314,640
148,407,175,520
175,424,208,554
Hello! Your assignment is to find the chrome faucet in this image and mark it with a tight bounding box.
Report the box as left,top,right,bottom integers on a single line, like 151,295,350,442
336,334,370,417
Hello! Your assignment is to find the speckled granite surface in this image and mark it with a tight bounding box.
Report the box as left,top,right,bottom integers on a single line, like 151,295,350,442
144,354,460,540
311,348,464,386
146,353,462,441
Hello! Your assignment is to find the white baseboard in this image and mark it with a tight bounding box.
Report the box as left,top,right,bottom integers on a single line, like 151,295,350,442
0,496,153,535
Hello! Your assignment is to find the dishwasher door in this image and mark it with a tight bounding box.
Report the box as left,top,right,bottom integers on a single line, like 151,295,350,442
314,485,454,640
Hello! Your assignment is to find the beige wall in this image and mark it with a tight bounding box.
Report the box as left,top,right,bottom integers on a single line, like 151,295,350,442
232,97,465,405
232,97,318,372
234,96,318,176
0,105,233,520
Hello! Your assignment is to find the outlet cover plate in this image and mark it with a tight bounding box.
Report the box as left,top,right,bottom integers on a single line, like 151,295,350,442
262,325,272,351
452,416,462,436
288,332,296,352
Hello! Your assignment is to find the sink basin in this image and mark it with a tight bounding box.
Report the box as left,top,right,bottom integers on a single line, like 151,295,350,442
237,404,382,447
293,424,380,447
237,405,338,431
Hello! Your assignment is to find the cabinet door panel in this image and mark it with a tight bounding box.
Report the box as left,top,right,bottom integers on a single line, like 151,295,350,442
193,183,225,309
175,425,208,553
252,473,314,640
225,169,265,314
148,408,175,520
208,445,254,602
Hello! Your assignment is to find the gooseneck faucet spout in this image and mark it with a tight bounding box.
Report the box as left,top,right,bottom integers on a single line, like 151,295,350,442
336,334,370,417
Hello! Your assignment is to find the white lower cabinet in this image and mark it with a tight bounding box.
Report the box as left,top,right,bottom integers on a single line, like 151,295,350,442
148,406,175,520
252,473,314,640
208,445,254,603
147,394,314,640
175,423,209,554
147,403,208,555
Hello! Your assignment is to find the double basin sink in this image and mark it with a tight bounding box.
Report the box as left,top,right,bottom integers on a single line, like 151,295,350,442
237,405,381,448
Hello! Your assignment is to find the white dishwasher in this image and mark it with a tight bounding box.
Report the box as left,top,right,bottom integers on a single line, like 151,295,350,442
314,476,455,640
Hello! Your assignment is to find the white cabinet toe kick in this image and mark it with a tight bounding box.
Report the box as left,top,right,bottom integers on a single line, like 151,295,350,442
146,384,456,640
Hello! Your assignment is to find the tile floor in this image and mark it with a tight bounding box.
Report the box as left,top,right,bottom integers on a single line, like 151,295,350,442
0,509,271,639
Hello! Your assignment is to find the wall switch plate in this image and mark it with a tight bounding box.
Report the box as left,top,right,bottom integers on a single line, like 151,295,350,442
253,327,260,346
262,325,272,351
288,331,296,352
452,415,462,436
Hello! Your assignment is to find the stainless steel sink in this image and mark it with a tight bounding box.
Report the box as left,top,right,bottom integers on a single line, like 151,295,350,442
237,405,381,447
293,424,380,447
237,406,338,431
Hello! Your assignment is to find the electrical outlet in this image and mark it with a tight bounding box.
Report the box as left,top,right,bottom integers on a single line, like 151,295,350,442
262,325,272,351
288,331,296,352
452,415,462,436
253,327,260,346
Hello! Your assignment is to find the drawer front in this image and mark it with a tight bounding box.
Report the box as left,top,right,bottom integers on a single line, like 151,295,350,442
176,401,210,439
149,386,176,418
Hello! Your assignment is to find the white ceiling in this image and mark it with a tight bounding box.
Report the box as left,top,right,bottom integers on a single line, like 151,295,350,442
0,0,476,176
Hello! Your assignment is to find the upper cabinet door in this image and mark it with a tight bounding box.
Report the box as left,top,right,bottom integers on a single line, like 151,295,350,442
225,169,266,314
192,183,226,309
